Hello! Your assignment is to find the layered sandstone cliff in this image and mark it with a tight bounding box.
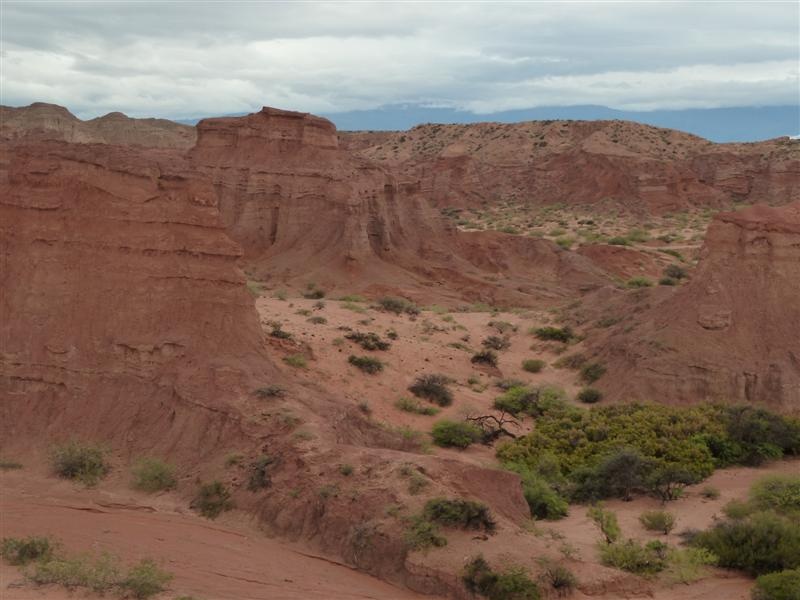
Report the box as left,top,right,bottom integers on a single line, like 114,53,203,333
342,120,800,214
0,103,196,149
589,202,800,410
0,140,271,451
190,107,611,305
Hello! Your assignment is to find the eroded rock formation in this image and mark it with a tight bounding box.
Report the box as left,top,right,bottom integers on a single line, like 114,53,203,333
0,140,270,451
589,202,800,409
342,120,800,214
0,102,196,149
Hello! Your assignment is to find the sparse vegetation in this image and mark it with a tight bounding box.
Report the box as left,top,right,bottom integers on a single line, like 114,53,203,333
395,397,440,416
255,384,285,398
626,276,653,288
471,349,498,367
482,335,511,351
247,455,274,491
1,536,55,565
462,556,541,600
531,326,574,342
345,331,390,350
639,510,676,534
408,374,453,406
521,359,545,373
283,354,307,368
377,296,419,315
348,354,384,373
577,387,602,403
701,485,721,500
131,457,176,493
579,362,606,383
192,481,234,519
599,539,668,575
405,516,447,550
431,420,482,448
423,498,495,532
0,459,23,470
50,440,109,486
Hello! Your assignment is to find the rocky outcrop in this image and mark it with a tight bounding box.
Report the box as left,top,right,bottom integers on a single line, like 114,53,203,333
0,102,196,149
0,140,271,451
190,107,611,305
589,202,800,410
342,120,800,214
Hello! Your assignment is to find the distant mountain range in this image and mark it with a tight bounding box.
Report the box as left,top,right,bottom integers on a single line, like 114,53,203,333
178,104,799,143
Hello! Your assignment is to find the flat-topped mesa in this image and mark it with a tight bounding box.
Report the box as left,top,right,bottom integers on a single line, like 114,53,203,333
590,201,800,410
192,107,338,162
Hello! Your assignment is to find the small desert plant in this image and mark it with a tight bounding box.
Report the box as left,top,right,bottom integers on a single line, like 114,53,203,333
639,510,676,534
192,481,234,519
482,335,511,351
749,474,800,514
664,264,687,280
752,568,800,600
131,457,177,493
377,296,419,315
532,326,574,343
0,459,23,470
664,547,718,584
247,455,274,491
269,324,292,339
471,349,498,367
522,359,545,373
431,420,482,449
255,384,285,398
701,486,721,500
50,440,109,486
339,464,354,476
626,276,653,288
588,506,621,544
122,559,174,599
395,397,440,416
283,354,307,368
659,277,677,286
599,539,668,574
488,320,517,334
423,498,495,532
408,374,453,406
405,516,447,550
348,354,384,374
307,315,327,324
302,287,325,299
577,387,603,403
345,331,390,350
553,352,586,369
579,362,606,383
1,536,55,565
462,556,541,600
540,563,577,596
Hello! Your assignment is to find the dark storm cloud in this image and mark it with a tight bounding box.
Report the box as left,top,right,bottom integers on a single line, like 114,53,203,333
1,1,797,119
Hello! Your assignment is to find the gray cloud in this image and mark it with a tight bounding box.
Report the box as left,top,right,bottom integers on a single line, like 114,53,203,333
1,1,798,119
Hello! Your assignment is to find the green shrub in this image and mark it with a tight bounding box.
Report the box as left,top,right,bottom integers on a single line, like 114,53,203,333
639,510,676,534
0,459,22,470
424,498,495,532
131,458,176,493
339,464,354,476
588,506,621,544
348,354,384,374
307,315,327,325
753,568,800,600
247,455,274,491
431,420,482,449
408,374,453,406
462,556,541,600
532,326,573,343
541,563,577,595
488,320,517,334
50,441,109,486
494,386,538,416
659,277,677,286
521,359,545,373
395,397,440,416
26,552,121,592
693,510,800,575
579,362,606,383
269,325,292,339
626,277,653,288
573,448,652,502
749,474,800,515
283,354,307,368
1,536,55,565
599,539,668,574
345,331,390,351
520,476,568,520
192,481,234,519
482,335,511,351
471,349,498,367
665,547,718,584
378,296,419,315
608,237,631,246
701,485,721,500
405,516,447,550
122,559,173,599
577,387,602,403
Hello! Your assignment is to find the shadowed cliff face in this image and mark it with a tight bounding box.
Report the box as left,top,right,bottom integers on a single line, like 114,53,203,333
342,121,800,214
0,141,272,452
190,107,612,305
591,202,800,410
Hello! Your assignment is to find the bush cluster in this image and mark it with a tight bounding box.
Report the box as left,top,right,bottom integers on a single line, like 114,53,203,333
345,331,390,351
532,326,574,343
408,374,453,406
377,296,419,315
521,359,545,373
50,440,109,486
431,420,482,449
395,397,440,416
482,335,511,351
497,403,800,512
191,481,234,519
348,355,384,374
493,385,566,418
131,458,176,493
462,556,540,600
423,498,496,532
471,349,498,367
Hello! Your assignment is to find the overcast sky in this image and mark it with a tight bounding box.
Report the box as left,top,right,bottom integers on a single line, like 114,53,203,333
1,1,798,119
